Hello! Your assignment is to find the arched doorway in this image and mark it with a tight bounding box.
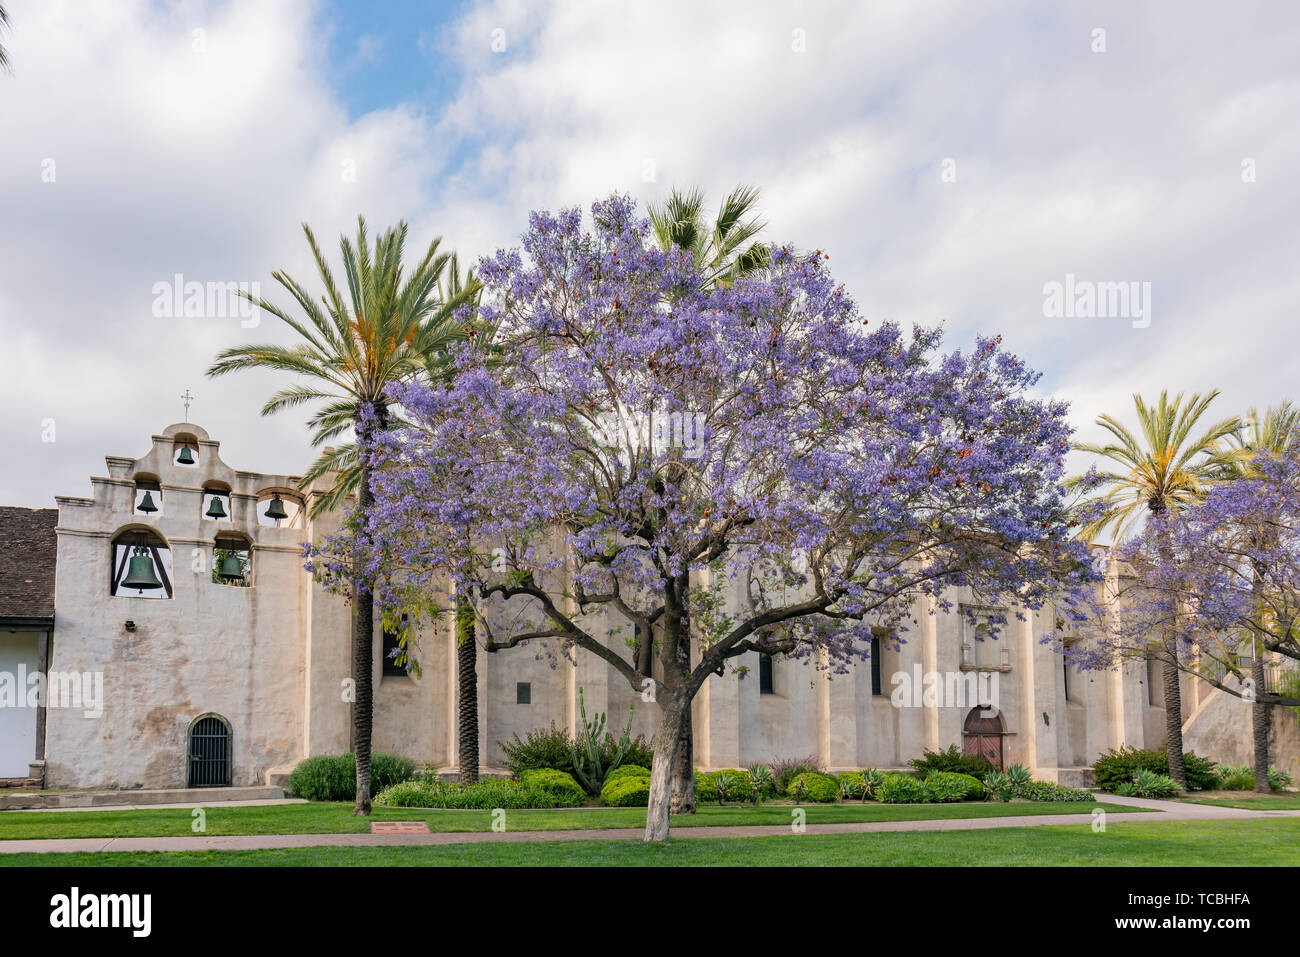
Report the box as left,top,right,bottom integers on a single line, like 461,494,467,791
187,714,232,787
962,707,1005,770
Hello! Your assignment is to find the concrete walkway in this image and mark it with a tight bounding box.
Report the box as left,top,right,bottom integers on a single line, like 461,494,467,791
1,794,1296,855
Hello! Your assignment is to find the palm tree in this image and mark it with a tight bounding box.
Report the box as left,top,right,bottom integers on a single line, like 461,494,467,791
647,184,771,815
1070,390,1243,787
207,217,476,814
649,184,771,288
1,4,12,72
1230,401,1300,792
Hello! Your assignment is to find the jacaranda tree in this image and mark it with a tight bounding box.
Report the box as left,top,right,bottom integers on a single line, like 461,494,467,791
309,195,1094,842
1052,440,1300,787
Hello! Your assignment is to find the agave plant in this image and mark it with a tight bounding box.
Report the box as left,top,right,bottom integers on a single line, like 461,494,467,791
1005,764,1032,790
984,771,1013,802
861,768,886,800
747,764,773,805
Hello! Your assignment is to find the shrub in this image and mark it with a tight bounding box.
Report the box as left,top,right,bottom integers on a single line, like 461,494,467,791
1017,780,1093,802
772,756,825,794
787,771,839,803
909,744,995,780
604,764,650,786
519,768,587,805
1216,766,1254,791
601,776,650,807
879,775,935,804
288,752,417,801
694,768,717,803
1093,746,1215,792
1269,767,1293,791
376,779,561,809
925,771,986,801
859,768,886,799
710,769,754,804
747,764,776,802
498,721,654,786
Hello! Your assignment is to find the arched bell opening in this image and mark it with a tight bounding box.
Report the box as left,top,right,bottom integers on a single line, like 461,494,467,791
256,489,303,529
172,433,200,467
132,475,162,516
211,532,252,588
110,527,174,599
201,482,232,522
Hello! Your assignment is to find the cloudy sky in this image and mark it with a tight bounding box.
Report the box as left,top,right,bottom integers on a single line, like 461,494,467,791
1,0,1297,507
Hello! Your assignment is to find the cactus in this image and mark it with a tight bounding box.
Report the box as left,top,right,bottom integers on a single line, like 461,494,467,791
567,687,635,795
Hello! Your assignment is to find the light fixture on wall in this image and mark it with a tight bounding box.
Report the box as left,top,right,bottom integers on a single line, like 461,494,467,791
1042,711,1050,727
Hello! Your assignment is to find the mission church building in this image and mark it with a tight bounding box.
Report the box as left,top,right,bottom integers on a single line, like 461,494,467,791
0,421,1277,793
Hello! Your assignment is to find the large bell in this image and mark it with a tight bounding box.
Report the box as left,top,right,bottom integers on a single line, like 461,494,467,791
205,496,227,519
263,495,289,522
218,552,246,582
137,491,158,514
121,546,163,590
176,445,196,465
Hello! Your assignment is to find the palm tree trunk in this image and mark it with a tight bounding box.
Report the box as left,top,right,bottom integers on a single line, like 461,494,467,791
351,406,385,816
456,598,479,785
1161,646,1186,789
1251,650,1271,793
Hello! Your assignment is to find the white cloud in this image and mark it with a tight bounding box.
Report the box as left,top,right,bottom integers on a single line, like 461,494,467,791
1,0,1297,507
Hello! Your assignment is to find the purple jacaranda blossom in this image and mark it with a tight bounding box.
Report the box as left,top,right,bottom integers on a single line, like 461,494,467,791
305,194,1094,840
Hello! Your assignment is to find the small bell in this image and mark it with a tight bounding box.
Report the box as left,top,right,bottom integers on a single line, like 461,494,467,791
176,445,196,465
204,496,227,519
218,552,246,582
137,491,158,514
121,546,163,590
263,495,290,522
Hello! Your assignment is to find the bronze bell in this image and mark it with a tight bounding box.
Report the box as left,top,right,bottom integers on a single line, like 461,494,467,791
263,495,290,522
137,491,158,514
176,445,196,465
205,495,227,519
218,552,246,582
121,546,163,590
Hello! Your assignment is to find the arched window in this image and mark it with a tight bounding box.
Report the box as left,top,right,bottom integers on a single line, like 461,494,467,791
201,483,231,522
187,714,232,786
172,433,200,467
256,490,303,528
133,475,162,516
110,528,173,599
212,532,252,587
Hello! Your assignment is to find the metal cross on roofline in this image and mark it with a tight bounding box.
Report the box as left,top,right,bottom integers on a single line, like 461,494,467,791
181,389,194,421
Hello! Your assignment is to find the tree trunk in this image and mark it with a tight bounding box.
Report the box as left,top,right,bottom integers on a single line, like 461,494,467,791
670,707,696,814
1161,647,1185,789
1251,650,1270,793
456,598,479,786
351,406,385,817
645,697,686,842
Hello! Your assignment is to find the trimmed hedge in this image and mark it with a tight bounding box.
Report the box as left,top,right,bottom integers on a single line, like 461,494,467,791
604,764,651,786
601,775,651,807
519,768,587,805
1092,747,1216,792
925,771,986,801
288,752,417,801
786,771,839,803
879,775,934,804
375,779,564,809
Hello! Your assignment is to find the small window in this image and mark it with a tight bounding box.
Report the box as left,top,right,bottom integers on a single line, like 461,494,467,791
759,653,774,694
870,635,883,696
382,616,409,677
516,682,531,705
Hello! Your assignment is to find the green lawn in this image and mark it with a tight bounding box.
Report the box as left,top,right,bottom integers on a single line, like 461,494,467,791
1180,795,1300,810
0,818,1291,867
0,799,1146,841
